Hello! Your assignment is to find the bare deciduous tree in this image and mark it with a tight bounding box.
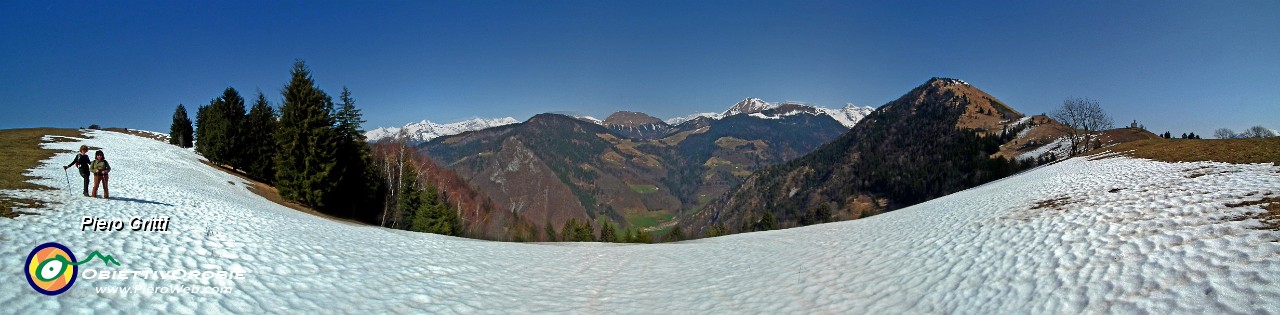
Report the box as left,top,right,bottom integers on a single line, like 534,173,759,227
379,130,411,228
1240,125,1277,138
1051,97,1113,156
1213,128,1236,139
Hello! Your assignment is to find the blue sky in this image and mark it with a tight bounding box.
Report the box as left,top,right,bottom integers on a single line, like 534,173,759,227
1,1,1277,136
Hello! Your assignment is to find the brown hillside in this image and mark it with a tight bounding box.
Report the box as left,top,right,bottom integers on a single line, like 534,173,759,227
603,111,664,126
0,128,88,217
992,115,1069,160
1088,137,1280,164
946,80,1023,134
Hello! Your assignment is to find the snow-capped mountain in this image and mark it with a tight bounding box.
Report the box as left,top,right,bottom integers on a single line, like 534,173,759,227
816,103,875,129
664,112,721,125
365,117,519,143
575,115,602,125
723,97,775,116
666,98,875,129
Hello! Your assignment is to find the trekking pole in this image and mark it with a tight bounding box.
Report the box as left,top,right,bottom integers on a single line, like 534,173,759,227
63,168,71,193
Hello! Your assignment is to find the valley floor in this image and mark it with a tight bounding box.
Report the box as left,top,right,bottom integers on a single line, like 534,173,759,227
1,130,1277,313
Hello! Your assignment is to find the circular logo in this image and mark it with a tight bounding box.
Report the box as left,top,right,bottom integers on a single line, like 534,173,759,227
25,242,78,296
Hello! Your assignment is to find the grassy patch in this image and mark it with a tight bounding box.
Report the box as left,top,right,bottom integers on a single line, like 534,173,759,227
697,193,714,205
625,209,674,229
1227,196,1280,231
1088,138,1280,164
714,137,750,150
628,183,659,194
0,128,89,218
1030,196,1073,210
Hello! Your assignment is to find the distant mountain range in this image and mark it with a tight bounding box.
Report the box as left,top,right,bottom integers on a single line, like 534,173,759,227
665,98,874,128
364,83,1157,240
366,117,520,143
366,98,875,143
418,99,854,239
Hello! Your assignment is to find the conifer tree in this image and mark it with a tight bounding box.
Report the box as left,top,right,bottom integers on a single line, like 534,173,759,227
561,219,576,241
194,104,209,155
578,219,595,242
169,104,194,148
243,91,278,182
275,60,340,208
395,163,422,230
599,221,617,242
759,211,778,231
201,88,246,167
663,224,686,242
411,180,462,236
544,218,558,241
327,87,376,216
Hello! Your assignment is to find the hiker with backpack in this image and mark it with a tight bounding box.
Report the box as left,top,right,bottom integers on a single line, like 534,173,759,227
90,150,111,199
63,145,91,197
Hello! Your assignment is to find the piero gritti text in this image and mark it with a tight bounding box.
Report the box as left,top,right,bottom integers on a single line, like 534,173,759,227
82,216,172,232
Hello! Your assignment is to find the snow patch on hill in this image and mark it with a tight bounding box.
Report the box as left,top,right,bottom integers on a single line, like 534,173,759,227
2,130,1278,313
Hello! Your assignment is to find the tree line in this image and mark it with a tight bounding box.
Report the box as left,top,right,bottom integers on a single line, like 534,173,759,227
1213,126,1276,139
168,60,460,236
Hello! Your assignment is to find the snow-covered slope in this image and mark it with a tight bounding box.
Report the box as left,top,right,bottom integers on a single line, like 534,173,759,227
365,117,519,143
3,130,1279,313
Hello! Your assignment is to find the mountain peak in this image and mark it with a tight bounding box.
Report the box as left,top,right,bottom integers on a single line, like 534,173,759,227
723,97,775,116
601,111,674,140
927,77,970,87
888,77,1023,133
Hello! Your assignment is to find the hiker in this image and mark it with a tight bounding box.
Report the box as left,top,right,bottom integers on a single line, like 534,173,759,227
63,145,91,196
90,150,111,199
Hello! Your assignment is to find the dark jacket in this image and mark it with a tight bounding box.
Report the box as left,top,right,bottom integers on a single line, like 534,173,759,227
66,153,90,172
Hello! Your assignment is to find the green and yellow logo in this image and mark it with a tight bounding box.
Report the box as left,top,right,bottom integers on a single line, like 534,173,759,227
24,242,119,296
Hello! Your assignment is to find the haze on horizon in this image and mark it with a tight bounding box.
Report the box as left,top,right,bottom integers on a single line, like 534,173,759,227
1,1,1277,136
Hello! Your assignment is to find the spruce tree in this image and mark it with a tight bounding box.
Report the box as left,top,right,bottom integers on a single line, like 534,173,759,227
578,220,595,241
194,102,214,156
411,181,462,236
395,163,422,230
663,224,685,242
599,221,617,242
759,211,778,231
243,92,278,182
169,104,194,148
328,87,375,216
544,218,558,241
274,60,340,208
202,88,246,167
561,219,575,241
